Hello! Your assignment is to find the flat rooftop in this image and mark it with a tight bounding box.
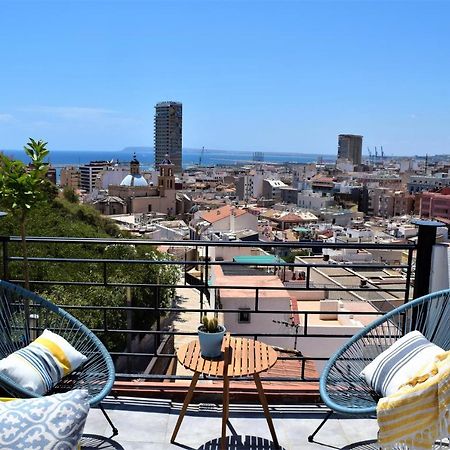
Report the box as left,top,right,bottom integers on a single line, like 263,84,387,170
83,397,380,450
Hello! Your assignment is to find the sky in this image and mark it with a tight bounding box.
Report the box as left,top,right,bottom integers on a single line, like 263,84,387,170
1,0,450,156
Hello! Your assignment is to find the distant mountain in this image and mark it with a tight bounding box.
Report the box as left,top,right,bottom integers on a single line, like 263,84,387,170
121,146,205,154
121,146,153,153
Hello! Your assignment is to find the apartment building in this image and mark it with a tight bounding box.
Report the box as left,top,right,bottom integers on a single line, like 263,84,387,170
337,134,363,166
79,161,112,193
420,188,450,220
60,166,81,189
154,101,182,173
297,190,334,210
262,179,287,201
368,188,415,217
235,171,265,201
408,173,450,193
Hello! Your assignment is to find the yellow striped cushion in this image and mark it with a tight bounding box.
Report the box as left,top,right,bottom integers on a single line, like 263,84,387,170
0,329,87,395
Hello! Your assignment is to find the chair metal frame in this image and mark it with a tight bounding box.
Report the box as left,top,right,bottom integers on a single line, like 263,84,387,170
308,289,450,442
0,280,118,435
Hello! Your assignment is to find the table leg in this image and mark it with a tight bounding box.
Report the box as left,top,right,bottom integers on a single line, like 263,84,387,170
253,373,279,449
221,337,231,450
170,371,201,443
221,372,230,450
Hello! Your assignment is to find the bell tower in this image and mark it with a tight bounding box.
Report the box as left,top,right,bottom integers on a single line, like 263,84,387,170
158,154,175,197
130,152,140,176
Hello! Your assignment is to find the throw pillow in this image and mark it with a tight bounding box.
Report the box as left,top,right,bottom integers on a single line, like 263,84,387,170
360,330,444,397
0,390,89,449
0,329,87,395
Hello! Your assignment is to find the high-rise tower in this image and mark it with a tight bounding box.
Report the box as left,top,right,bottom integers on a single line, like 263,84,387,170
337,134,363,166
154,101,182,173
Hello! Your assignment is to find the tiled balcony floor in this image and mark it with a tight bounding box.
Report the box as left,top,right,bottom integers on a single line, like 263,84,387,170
82,397,380,450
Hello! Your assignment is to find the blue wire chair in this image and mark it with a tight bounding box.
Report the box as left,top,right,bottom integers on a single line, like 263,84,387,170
308,289,450,443
0,280,118,435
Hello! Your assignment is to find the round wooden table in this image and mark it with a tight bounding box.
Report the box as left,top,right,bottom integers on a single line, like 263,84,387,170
170,335,279,449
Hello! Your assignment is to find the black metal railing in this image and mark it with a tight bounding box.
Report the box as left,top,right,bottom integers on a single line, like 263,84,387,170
0,236,416,384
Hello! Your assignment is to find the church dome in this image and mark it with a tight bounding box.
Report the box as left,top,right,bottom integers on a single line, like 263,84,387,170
120,174,148,187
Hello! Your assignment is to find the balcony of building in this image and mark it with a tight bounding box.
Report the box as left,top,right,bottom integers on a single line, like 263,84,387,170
0,233,439,449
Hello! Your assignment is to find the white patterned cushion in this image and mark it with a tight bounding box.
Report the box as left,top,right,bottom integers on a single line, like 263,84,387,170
0,329,87,395
0,390,90,449
360,330,444,397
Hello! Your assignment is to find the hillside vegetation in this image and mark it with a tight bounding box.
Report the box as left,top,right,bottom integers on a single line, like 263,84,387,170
0,196,179,355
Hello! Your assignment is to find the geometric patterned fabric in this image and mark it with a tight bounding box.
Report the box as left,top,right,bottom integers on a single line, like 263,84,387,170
0,390,90,449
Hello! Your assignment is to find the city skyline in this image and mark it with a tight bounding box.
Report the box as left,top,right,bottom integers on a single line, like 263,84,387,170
1,1,450,156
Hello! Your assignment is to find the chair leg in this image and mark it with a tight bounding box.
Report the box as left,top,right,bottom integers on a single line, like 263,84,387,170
308,410,333,442
99,403,119,436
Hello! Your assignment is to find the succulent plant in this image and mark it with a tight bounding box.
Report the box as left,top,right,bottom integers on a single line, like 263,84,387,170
201,315,221,333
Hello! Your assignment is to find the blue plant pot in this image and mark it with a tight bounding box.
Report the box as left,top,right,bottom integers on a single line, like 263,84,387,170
198,325,226,358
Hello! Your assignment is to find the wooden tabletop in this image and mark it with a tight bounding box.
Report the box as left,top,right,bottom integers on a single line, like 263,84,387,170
177,336,278,377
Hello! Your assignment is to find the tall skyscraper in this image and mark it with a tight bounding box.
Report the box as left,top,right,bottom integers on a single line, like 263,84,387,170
154,101,182,173
337,134,363,166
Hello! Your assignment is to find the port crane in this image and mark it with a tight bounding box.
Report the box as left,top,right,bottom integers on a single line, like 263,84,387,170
367,147,372,166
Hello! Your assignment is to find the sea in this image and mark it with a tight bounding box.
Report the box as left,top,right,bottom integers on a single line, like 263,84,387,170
2,147,335,169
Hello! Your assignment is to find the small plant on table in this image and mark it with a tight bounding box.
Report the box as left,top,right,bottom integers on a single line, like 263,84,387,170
198,315,226,358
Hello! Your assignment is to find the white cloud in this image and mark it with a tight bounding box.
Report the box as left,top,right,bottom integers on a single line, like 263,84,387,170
0,113,14,123
16,106,144,131
19,106,118,120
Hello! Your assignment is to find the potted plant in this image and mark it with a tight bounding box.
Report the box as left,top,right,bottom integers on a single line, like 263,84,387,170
198,315,226,358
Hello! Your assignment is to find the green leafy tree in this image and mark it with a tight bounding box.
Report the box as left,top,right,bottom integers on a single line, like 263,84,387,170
62,186,79,203
0,139,50,289
0,200,180,355
283,249,310,263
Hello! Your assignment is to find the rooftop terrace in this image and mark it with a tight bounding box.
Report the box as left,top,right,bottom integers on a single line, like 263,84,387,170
0,236,426,450
83,397,380,450
0,236,415,389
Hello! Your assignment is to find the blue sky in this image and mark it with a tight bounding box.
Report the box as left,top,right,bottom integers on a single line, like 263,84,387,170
1,0,449,156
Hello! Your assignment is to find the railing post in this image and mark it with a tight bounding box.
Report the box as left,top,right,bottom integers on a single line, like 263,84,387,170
1,236,9,281
412,220,444,300
204,245,209,306
184,249,187,286
199,248,204,322
0,212,9,281
404,247,414,304
155,286,161,349
103,261,108,286
126,287,132,373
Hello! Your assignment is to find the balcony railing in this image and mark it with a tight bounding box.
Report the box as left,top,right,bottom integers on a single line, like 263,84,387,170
0,236,416,387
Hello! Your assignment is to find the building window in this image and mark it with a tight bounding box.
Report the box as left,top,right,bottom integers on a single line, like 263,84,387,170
238,308,251,323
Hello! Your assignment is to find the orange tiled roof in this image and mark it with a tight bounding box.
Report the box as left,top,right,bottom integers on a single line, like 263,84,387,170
274,213,303,223
200,205,247,224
